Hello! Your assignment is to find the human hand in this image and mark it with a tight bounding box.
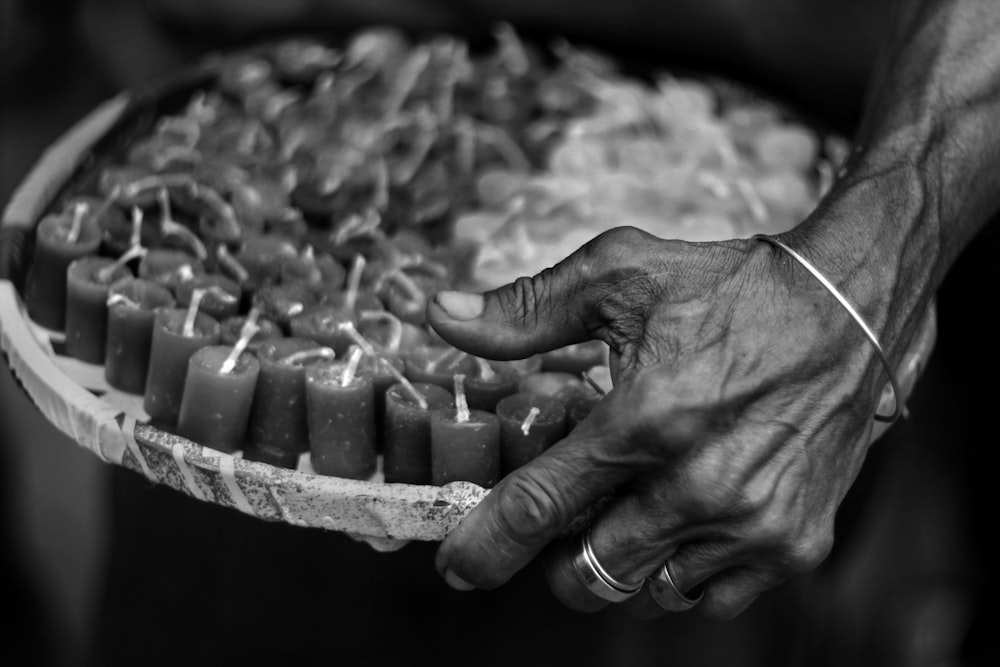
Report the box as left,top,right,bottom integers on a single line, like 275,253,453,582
425,220,908,619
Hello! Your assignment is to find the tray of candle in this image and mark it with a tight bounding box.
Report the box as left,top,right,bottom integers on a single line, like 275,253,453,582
0,25,938,549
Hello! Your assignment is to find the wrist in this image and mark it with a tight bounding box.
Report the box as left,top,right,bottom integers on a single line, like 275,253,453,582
776,162,939,369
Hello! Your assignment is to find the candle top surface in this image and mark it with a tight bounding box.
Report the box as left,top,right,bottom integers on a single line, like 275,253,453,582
174,274,241,307
220,314,283,345
305,359,371,387
257,336,332,367
431,407,500,427
252,282,320,321
137,249,205,285
193,344,260,376
288,303,354,334
496,391,567,425
386,381,453,411
155,308,222,338
68,255,132,286
36,211,101,246
108,277,176,311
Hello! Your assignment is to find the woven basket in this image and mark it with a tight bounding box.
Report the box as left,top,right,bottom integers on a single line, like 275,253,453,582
0,44,938,552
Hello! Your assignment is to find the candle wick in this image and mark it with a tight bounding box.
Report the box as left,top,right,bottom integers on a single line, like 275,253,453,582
381,360,428,410
359,310,402,352
279,347,336,367
88,184,122,227
345,254,366,312
158,187,173,231
430,347,466,372
388,269,426,304
520,406,541,436
475,357,496,381
122,173,194,201
130,207,143,248
97,245,147,284
216,244,250,285
337,321,377,357
203,284,239,305
183,288,205,337
341,346,364,387
107,293,140,309
454,373,471,424
582,370,608,397
66,202,87,244
220,322,259,374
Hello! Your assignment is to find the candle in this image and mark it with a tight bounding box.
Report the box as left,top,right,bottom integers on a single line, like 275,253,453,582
173,274,242,323
382,377,453,485
430,374,501,487
464,357,520,412
220,312,284,352
137,248,205,292
287,303,356,357
495,392,567,475
508,354,544,376
517,371,585,398
234,234,299,291
305,347,378,480
104,277,176,394
99,202,160,257
61,190,129,255
64,253,134,363
243,337,335,470
403,344,478,390
362,352,405,452
142,301,222,429
25,204,103,330
251,281,320,332
540,340,610,375
176,344,260,453
280,245,346,291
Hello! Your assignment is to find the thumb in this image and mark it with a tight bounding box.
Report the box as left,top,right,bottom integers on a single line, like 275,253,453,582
426,230,632,360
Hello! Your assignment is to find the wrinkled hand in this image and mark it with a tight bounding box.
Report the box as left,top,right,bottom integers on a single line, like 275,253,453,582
426,224,890,619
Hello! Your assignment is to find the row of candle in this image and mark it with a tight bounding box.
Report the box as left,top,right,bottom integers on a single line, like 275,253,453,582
52,241,605,486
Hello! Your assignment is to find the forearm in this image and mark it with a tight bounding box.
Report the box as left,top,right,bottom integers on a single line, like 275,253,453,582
787,0,1000,366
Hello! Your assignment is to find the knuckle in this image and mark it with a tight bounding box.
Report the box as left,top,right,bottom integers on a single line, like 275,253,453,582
493,465,573,546
497,273,550,330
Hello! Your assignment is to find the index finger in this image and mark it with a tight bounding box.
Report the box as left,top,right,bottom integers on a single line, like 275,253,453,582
434,391,633,590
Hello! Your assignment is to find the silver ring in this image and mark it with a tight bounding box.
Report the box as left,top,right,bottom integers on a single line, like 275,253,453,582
569,530,643,603
647,560,703,612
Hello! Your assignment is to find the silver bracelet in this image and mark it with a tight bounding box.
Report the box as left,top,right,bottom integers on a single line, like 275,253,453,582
752,234,905,423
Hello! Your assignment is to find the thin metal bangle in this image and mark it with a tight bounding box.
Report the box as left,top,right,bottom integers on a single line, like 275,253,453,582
752,234,904,423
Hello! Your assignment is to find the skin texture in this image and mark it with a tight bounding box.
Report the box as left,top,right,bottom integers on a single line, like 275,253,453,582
425,0,1000,619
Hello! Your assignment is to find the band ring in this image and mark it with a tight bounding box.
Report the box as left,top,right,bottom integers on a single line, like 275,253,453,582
647,560,703,612
570,529,643,603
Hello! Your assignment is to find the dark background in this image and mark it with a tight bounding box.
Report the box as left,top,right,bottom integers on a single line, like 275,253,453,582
1,1,996,665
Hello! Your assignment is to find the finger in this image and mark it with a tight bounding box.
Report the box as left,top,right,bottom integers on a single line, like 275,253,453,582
425,227,659,360
669,554,777,620
541,537,613,614
435,391,636,591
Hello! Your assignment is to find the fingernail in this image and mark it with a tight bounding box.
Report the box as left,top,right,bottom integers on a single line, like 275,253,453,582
435,291,484,321
443,569,476,591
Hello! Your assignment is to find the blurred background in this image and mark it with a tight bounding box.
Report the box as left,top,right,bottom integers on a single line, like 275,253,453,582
1,1,996,666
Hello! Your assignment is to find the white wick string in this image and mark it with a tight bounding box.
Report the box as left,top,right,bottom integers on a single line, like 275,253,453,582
65,202,88,244
453,373,470,423
341,346,364,387
96,245,147,284
520,406,540,436
182,288,206,337
345,254,365,312
381,359,428,410
220,321,259,374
